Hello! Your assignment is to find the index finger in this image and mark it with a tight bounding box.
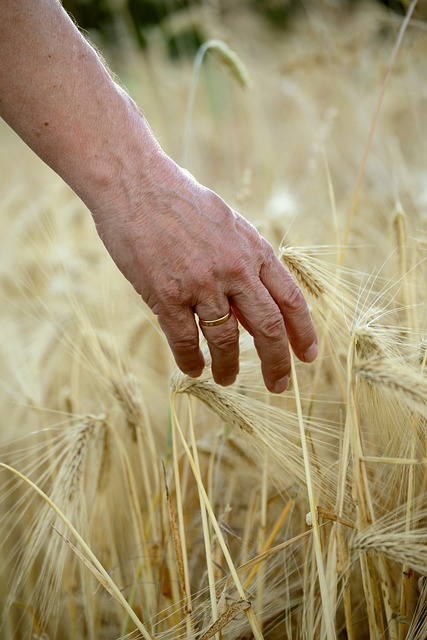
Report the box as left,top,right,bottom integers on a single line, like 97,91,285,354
260,255,318,363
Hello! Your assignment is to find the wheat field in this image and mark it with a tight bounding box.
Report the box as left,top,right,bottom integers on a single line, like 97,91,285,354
1,2,427,639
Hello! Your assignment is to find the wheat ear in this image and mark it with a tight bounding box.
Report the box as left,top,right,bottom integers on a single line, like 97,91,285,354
0,462,154,640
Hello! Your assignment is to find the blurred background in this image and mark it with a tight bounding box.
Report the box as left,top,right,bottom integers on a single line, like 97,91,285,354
63,0,424,54
1,3,427,639
3,0,427,336
56,0,427,250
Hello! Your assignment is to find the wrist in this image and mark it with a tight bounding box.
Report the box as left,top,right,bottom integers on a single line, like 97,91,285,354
86,94,198,230
74,87,164,217
50,62,167,216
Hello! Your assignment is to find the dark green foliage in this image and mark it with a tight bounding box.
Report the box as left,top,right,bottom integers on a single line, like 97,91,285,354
126,0,198,28
62,0,204,54
166,26,205,59
250,0,301,29
64,0,115,37
62,0,419,52
376,0,406,14
127,0,205,57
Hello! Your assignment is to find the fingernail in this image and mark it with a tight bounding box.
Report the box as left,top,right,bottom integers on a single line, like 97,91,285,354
303,341,318,363
221,375,237,387
273,375,289,394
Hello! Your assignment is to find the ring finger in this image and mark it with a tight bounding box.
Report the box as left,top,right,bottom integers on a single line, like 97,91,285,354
195,301,240,386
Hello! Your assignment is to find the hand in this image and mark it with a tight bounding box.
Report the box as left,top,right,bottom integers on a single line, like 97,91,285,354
92,152,317,393
0,0,316,393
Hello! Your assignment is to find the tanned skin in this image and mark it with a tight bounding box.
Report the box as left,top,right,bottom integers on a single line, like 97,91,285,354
0,0,317,392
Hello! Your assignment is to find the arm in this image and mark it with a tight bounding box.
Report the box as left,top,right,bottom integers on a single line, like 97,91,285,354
0,0,317,392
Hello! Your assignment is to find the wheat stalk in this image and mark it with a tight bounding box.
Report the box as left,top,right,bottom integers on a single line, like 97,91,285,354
0,462,154,640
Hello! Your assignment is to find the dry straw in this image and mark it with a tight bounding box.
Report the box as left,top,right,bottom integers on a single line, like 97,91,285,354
1,1,427,638
182,38,251,166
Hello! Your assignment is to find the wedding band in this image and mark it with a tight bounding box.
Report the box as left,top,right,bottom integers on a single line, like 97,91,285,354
198,309,232,328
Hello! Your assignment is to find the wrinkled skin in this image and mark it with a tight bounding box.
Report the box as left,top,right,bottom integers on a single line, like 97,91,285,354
0,0,317,392
93,153,318,392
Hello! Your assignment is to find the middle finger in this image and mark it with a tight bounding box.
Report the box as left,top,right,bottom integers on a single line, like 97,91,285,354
231,283,291,393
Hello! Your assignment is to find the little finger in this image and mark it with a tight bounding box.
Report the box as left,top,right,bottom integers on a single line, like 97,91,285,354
157,307,205,377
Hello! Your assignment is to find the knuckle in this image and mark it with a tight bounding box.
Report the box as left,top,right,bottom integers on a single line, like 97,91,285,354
148,290,181,315
158,315,198,358
167,286,189,308
260,236,275,256
210,327,239,352
267,357,291,378
257,312,285,341
228,257,249,281
282,284,307,312
195,270,216,294
171,332,198,357
260,347,291,381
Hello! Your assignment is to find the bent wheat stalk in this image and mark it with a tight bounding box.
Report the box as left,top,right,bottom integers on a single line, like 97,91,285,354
0,462,154,640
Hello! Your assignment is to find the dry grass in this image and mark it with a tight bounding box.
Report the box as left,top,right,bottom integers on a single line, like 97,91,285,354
1,1,427,638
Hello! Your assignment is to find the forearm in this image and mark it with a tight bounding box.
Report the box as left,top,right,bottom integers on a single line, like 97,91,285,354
0,0,163,212
0,1,318,392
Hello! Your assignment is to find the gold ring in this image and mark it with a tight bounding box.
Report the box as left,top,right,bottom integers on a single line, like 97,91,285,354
198,309,232,328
